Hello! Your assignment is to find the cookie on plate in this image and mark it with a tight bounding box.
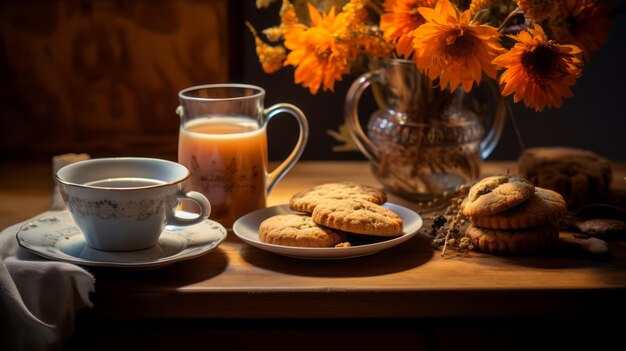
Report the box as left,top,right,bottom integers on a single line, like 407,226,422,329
312,199,403,236
466,223,560,255
258,214,346,247
289,182,387,213
462,175,535,217
469,187,567,229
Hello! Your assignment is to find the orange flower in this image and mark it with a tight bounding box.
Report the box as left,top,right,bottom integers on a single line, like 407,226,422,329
280,0,299,30
247,22,287,74
410,0,503,92
342,0,393,57
549,0,611,61
380,0,437,58
283,3,351,94
263,26,284,42
468,0,491,17
338,0,369,32
515,0,557,22
355,28,394,58
493,25,583,111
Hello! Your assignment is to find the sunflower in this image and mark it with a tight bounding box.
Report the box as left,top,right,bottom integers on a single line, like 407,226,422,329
379,0,437,58
492,25,583,111
549,0,611,61
283,3,351,94
410,0,503,92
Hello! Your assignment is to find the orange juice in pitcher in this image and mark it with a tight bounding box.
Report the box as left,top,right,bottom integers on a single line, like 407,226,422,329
177,84,308,228
178,116,268,227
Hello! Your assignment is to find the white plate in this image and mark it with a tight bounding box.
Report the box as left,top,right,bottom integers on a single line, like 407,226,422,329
16,210,227,269
232,204,422,259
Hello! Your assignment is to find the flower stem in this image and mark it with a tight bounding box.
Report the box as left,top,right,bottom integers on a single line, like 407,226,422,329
367,1,384,16
505,98,526,151
498,7,524,33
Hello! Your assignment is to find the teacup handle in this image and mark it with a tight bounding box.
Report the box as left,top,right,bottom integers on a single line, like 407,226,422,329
263,103,309,194
167,191,212,226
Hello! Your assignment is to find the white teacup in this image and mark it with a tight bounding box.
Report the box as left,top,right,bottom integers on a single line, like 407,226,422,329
56,157,211,251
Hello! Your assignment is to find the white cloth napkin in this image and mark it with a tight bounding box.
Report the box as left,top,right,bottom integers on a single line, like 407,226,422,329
0,154,95,350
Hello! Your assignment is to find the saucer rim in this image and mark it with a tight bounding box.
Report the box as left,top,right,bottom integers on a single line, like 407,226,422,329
232,203,422,259
16,210,227,269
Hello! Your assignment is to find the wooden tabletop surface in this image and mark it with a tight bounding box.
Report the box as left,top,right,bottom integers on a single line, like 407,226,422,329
2,161,626,320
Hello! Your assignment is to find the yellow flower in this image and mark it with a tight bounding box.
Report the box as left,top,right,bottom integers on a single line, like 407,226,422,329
355,26,394,57
410,0,503,92
263,26,284,42
256,0,277,8
338,0,369,30
342,0,393,57
549,0,611,61
380,0,437,58
246,22,287,74
492,25,583,111
515,0,557,22
280,0,299,30
283,3,351,94
468,0,491,17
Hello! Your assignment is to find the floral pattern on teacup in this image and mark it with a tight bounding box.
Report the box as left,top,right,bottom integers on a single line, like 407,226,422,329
61,192,178,221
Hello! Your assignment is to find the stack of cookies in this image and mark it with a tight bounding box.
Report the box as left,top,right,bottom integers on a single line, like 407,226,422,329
461,176,567,255
259,182,404,248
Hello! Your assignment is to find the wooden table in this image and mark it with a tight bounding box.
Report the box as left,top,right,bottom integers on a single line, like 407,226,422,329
2,161,626,349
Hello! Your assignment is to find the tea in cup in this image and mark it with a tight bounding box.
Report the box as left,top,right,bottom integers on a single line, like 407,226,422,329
177,84,308,228
56,157,211,251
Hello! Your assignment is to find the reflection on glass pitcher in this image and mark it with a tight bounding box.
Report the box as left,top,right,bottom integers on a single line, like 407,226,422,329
346,59,506,201
177,84,309,228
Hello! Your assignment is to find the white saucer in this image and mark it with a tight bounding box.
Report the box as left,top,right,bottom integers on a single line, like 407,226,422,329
16,210,227,269
232,204,423,259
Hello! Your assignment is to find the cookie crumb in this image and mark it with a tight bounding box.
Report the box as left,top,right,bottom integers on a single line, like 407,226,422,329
335,242,352,248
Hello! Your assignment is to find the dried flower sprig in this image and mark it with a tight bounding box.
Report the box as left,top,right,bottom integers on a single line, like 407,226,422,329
429,205,473,257
421,184,474,257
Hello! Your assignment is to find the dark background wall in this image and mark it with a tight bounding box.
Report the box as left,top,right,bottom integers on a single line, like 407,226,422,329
1,0,625,163
0,0,231,161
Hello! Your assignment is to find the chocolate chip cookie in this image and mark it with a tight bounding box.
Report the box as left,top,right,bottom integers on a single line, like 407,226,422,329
469,187,567,229
462,176,535,217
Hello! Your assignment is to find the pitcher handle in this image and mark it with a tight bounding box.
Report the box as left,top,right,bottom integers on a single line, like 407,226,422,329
345,70,382,163
479,82,507,159
264,103,309,194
